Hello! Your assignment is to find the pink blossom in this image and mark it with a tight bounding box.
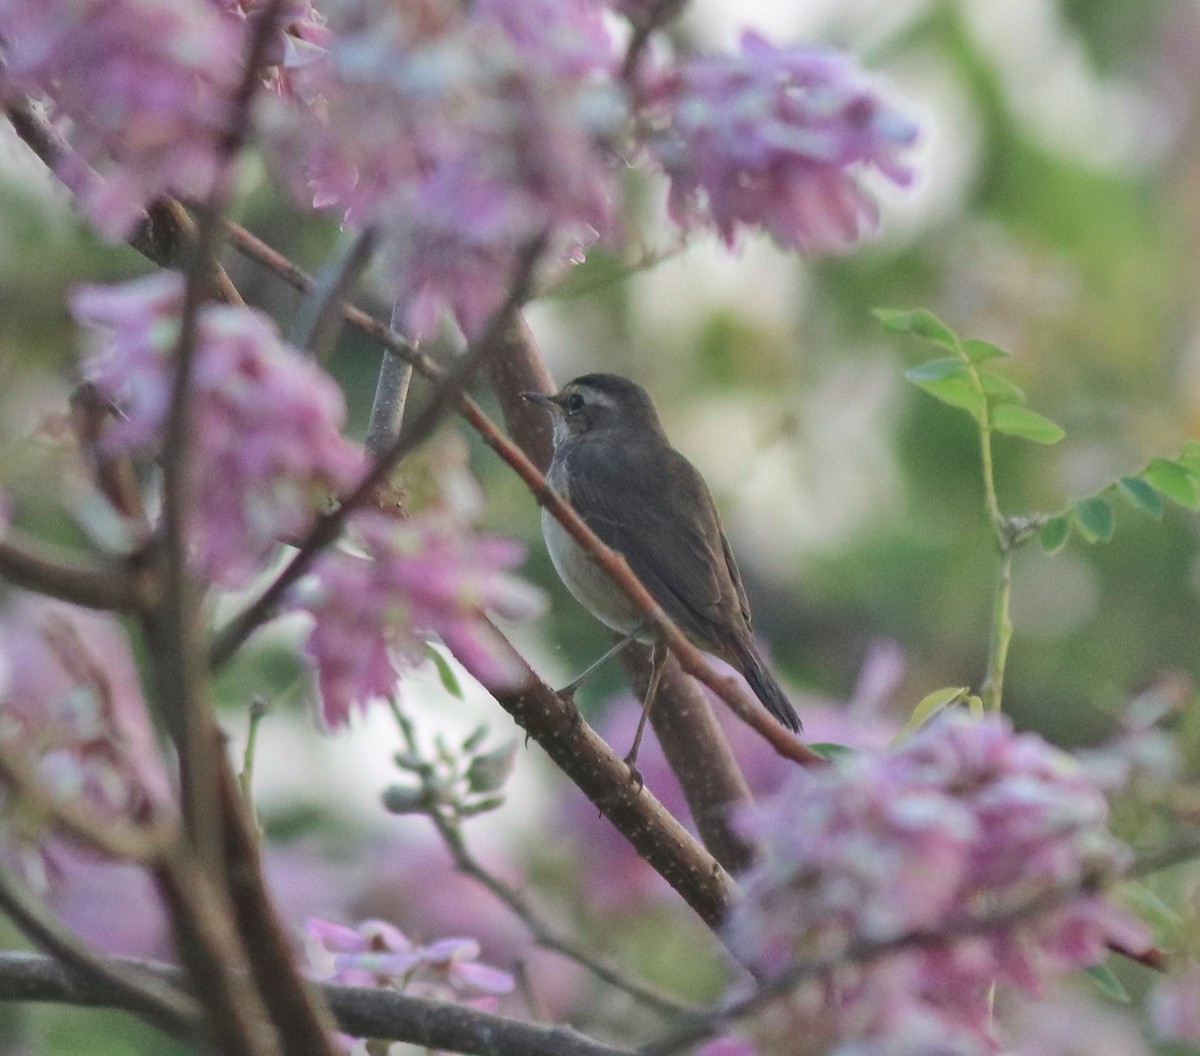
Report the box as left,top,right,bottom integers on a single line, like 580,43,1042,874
272,0,623,336
305,915,514,1020
725,712,1146,1055
297,506,542,727
641,30,918,251
71,271,364,587
1150,960,1200,1044
0,0,244,236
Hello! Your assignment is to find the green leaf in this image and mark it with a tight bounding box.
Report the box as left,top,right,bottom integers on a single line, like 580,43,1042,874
966,694,984,717
1039,515,1071,554
978,371,1025,405
990,404,1065,444
1116,476,1164,519
1083,962,1130,1004
905,364,984,419
1178,439,1200,477
893,686,969,744
874,308,959,351
904,357,967,383
425,644,464,700
961,338,1010,363
808,742,858,762
1143,457,1200,509
1122,883,1183,933
1073,497,1115,543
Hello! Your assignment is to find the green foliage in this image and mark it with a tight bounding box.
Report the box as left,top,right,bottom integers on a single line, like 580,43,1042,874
892,686,973,744
879,308,1065,441
880,308,1200,554
1082,962,1131,1004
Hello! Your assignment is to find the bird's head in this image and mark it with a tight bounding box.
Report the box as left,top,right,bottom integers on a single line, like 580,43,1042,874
521,373,665,446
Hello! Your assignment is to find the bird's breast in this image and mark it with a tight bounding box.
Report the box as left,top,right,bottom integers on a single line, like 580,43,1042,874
542,456,647,639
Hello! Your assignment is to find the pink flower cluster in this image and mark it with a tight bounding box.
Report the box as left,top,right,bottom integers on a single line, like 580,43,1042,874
72,271,363,587
726,712,1147,1055
305,916,513,1013
0,0,245,237
298,506,541,728
281,0,623,336
642,30,918,251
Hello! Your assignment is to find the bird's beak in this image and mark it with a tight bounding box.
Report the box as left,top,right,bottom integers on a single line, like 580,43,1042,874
521,391,562,413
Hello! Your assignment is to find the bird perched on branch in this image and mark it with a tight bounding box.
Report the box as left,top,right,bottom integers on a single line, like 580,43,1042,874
523,373,801,768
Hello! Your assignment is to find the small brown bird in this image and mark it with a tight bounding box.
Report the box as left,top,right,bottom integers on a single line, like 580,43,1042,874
523,373,801,766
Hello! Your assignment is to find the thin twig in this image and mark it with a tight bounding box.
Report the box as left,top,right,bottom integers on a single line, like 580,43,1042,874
390,705,698,1018
0,867,199,1038
0,952,637,1056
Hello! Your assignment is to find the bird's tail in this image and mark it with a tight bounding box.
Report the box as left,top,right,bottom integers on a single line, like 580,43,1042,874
729,638,802,733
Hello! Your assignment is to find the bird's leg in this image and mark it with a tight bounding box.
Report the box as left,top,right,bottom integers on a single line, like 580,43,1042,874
557,621,646,700
624,639,667,786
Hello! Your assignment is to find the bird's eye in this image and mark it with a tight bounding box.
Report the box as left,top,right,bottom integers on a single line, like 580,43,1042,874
565,393,585,413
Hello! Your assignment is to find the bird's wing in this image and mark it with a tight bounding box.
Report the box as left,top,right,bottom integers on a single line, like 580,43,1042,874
561,438,744,647
719,527,752,630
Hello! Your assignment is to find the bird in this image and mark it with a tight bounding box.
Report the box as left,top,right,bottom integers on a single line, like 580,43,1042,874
522,373,801,768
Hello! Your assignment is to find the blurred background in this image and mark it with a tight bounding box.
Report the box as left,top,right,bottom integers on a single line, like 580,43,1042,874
1,0,1200,1052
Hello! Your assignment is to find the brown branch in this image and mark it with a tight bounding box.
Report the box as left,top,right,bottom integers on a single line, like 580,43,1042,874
0,952,637,1056
445,627,736,930
625,652,755,874
0,535,141,611
0,867,199,1038
215,758,342,1056
154,858,284,1056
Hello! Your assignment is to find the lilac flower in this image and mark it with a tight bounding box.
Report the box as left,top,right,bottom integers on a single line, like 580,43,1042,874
71,271,364,587
725,712,1146,1055
297,504,542,728
0,0,245,237
272,0,624,336
305,916,514,1021
642,30,918,252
